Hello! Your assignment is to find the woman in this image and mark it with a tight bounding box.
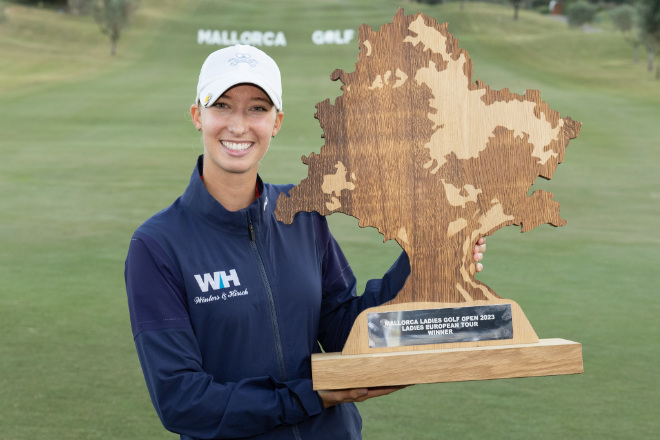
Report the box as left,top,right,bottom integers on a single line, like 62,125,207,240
125,44,486,440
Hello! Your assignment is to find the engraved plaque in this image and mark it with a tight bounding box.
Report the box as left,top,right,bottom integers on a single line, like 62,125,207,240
368,304,513,348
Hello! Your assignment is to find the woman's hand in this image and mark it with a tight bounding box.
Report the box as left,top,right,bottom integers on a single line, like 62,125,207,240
319,386,407,408
473,237,487,272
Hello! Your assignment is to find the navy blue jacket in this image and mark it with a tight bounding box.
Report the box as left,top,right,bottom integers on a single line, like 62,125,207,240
125,156,410,439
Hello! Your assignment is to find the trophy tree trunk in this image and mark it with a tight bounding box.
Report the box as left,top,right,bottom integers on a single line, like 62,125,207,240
388,226,500,305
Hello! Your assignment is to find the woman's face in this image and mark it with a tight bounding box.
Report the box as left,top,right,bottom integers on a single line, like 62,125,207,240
191,84,283,179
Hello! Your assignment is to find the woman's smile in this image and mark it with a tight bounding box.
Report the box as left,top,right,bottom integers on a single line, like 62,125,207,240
221,140,254,153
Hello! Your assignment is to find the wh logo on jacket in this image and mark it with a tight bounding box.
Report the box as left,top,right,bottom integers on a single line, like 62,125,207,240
194,269,240,292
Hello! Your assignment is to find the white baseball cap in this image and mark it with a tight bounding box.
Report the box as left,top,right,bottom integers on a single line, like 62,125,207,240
196,45,283,110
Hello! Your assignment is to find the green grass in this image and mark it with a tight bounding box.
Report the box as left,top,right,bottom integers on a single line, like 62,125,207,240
0,1,658,439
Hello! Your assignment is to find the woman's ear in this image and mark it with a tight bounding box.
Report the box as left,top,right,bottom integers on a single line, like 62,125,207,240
272,111,284,137
190,103,202,131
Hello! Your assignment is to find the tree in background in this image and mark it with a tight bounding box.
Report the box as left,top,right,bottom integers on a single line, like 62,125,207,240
610,4,642,63
637,0,660,78
610,4,636,33
91,0,139,56
68,0,89,15
511,0,523,20
0,1,6,24
10,0,66,5
411,0,444,5
566,1,598,28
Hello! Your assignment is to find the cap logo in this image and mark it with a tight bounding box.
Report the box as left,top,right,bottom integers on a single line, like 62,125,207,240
229,52,258,67
204,93,212,106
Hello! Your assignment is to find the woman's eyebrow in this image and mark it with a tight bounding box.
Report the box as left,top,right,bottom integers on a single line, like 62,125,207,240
251,96,272,104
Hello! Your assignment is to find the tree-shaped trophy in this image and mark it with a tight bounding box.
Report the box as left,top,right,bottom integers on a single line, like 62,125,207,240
276,9,584,389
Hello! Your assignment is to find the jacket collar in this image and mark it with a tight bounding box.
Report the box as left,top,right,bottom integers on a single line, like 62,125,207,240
180,155,266,235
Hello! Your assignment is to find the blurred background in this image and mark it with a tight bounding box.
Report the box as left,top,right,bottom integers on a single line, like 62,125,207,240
0,0,658,438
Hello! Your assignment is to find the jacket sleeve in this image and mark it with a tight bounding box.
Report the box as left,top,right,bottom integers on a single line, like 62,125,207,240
125,235,323,439
315,218,410,353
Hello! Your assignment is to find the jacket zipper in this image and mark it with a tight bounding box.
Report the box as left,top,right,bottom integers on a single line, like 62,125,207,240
248,215,304,440
248,216,303,440
247,214,288,382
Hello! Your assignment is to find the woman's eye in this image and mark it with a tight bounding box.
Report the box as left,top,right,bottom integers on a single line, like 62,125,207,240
213,102,229,109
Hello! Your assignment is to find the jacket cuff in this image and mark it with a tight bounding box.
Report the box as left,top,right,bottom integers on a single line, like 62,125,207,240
283,379,323,424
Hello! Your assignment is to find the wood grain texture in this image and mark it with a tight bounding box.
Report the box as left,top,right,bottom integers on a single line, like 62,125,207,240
312,338,583,390
274,9,581,305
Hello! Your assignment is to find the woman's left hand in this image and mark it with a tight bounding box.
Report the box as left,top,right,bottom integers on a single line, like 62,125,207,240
473,237,486,272
319,386,407,408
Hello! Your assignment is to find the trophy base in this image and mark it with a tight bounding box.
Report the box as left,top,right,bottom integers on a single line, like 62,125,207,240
312,338,583,390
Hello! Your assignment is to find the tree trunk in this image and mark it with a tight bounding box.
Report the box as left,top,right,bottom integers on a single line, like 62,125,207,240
514,5,520,20
110,28,120,56
648,48,655,73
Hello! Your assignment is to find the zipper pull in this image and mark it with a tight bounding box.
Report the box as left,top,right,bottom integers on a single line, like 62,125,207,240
248,223,256,242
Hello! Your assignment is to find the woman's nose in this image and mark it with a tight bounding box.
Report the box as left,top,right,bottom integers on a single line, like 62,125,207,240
228,113,248,135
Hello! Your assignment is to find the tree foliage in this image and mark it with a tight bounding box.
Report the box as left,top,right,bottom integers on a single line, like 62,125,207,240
566,1,598,27
9,0,66,5
91,0,139,56
611,4,642,63
411,0,444,4
68,0,89,15
610,4,636,33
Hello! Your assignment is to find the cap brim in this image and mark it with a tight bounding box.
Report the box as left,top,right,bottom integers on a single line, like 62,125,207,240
198,71,282,110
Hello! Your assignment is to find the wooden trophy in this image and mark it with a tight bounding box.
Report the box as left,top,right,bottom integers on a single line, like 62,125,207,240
275,9,583,389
